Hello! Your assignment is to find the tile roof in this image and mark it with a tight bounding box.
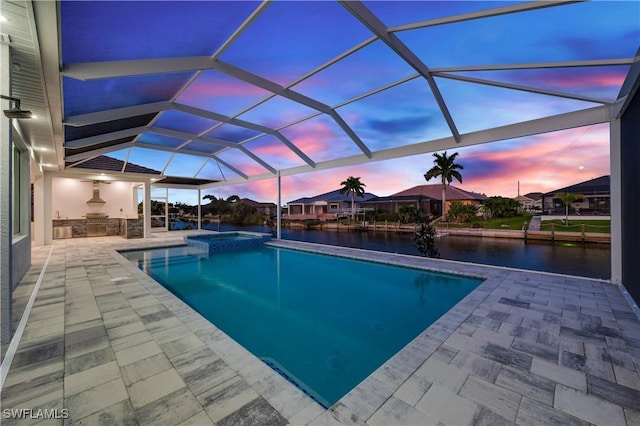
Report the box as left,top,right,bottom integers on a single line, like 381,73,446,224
288,189,377,204
515,195,535,202
158,176,218,185
524,192,544,201
391,184,486,201
238,198,277,208
365,194,437,203
544,175,610,196
68,155,161,175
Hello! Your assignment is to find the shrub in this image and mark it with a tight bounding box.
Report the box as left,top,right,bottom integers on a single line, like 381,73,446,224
375,212,400,222
303,219,321,229
482,196,521,218
413,220,440,258
447,201,478,223
398,205,417,223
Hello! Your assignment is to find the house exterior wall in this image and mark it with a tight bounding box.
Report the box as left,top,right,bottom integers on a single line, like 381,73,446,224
543,195,610,215
1,41,11,343
12,138,31,290
288,204,303,215
621,86,640,303
1,44,35,342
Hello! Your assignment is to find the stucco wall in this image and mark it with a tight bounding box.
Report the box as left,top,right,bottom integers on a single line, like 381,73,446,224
52,178,139,219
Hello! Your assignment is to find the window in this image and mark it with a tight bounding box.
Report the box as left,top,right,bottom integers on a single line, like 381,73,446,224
12,145,21,235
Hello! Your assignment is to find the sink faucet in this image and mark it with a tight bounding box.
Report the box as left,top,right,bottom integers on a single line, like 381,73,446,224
56,210,60,219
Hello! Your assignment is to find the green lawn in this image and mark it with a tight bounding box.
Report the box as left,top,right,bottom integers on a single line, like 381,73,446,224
435,216,611,233
540,219,610,233
436,215,532,230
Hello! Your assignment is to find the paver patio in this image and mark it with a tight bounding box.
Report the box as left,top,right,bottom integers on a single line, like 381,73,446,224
2,232,639,425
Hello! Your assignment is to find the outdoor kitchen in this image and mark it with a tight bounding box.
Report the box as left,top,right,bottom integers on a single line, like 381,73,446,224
51,178,143,239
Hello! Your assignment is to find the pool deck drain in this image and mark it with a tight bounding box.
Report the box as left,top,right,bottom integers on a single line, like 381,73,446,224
1,232,639,425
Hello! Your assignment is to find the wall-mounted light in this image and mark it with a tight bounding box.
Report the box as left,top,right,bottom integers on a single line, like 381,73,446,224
1,95,33,119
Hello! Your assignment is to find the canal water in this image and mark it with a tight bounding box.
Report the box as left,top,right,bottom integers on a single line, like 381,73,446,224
196,223,611,280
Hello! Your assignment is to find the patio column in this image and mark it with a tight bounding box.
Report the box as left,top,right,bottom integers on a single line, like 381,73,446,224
143,180,152,238
43,173,53,246
197,188,201,230
32,175,44,246
610,120,622,284
277,171,282,239
1,41,11,344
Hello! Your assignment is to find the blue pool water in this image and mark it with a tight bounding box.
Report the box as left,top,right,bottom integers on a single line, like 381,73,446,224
121,244,482,407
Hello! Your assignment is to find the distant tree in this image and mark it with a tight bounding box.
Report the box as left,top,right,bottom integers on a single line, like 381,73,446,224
201,194,232,216
174,201,197,216
226,195,241,204
555,192,584,225
149,199,165,216
482,196,520,219
398,205,417,223
339,176,367,221
424,151,464,221
230,203,257,225
447,201,478,223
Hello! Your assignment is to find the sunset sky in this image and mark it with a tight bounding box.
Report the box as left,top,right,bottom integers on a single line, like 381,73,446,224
64,1,635,206
199,122,611,205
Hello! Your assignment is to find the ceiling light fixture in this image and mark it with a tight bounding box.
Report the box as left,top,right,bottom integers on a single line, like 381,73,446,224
0,15,7,23
1,95,33,119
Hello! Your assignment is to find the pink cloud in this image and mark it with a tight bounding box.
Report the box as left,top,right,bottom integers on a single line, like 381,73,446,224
459,124,610,196
177,72,271,111
216,150,269,176
248,141,300,161
201,123,611,205
530,67,627,90
281,117,346,161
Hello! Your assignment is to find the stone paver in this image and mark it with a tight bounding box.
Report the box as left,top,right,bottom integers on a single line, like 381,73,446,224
459,375,521,421
64,360,121,397
555,383,626,425
135,388,204,426
1,234,639,425
64,378,129,422
128,368,187,409
516,396,589,426
367,396,437,426
415,384,480,425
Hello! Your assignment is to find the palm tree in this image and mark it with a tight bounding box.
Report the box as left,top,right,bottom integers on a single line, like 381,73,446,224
424,151,464,221
339,176,366,221
226,194,241,204
555,192,584,225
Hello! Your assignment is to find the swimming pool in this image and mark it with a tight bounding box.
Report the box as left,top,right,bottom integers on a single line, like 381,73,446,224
121,244,482,407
